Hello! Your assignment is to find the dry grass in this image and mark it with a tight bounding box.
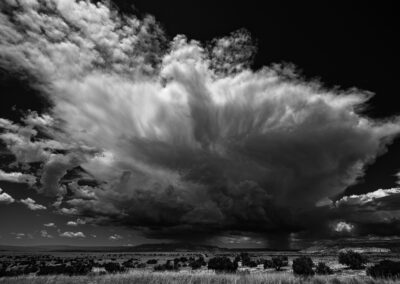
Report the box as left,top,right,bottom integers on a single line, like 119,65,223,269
0,270,399,284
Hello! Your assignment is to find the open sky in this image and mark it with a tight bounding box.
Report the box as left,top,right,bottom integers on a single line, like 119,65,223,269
0,0,399,249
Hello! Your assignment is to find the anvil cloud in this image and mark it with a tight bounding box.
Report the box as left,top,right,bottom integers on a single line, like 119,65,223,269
1,0,399,244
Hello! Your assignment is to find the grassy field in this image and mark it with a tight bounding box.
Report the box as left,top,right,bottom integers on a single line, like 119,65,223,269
1,250,399,283
0,270,399,284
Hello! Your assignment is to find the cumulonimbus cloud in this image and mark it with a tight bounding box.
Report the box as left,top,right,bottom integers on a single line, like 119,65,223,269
1,0,400,243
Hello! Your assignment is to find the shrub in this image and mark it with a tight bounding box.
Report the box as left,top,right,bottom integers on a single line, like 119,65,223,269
233,255,241,267
153,264,164,271
122,260,135,268
36,263,93,276
236,253,251,267
103,262,125,273
146,259,158,264
248,260,257,268
292,256,314,276
189,261,202,270
187,256,206,270
367,260,400,278
240,253,251,263
173,258,181,268
263,259,274,269
256,258,265,265
67,263,93,275
315,262,333,275
153,260,174,271
272,256,288,271
338,250,367,269
208,257,237,272
136,263,146,268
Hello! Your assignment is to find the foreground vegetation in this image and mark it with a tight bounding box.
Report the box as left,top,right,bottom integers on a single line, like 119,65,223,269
1,250,400,283
0,270,399,284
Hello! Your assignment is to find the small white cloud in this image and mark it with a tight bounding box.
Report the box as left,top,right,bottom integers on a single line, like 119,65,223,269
91,234,97,238
315,197,333,207
20,197,46,210
52,196,63,208
60,207,78,215
40,230,53,238
334,221,354,233
109,234,123,240
0,188,15,204
44,222,56,227
12,232,25,239
59,231,86,238
76,218,86,225
67,218,86,226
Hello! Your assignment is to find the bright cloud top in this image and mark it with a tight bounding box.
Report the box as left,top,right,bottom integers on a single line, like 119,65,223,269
0,169,37,186
59,231,86,238
0,0,400,242
336,188,400,207
334,221,354,233
0,187,15,204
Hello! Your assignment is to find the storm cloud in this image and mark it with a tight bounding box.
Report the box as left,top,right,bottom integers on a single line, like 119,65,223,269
1,0,400,244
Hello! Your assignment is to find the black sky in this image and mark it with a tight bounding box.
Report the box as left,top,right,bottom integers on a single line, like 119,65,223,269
119,0,400,197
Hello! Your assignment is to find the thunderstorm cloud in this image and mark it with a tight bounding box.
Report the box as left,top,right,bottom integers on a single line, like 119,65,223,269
1,0,400,244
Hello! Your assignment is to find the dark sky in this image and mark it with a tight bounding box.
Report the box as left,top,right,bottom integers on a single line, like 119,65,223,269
125,0,400,195
0,0,399,249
